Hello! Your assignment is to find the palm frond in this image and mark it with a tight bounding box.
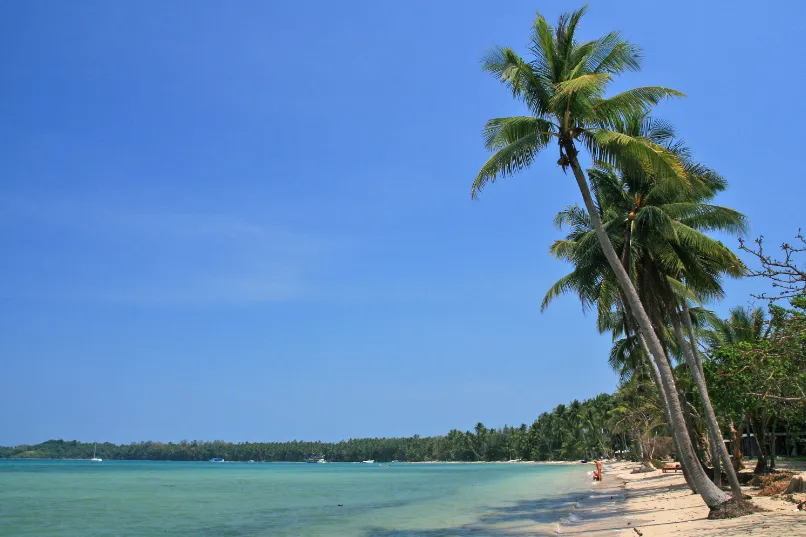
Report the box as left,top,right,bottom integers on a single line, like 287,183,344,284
541,273,577,311
549,239,579,261
670,222,744,273
662,203,748,235
592,87,685,123
553,73,610,96
471,133,550,199
483,116,557,151
634,205,676,241
586,32,641,74
482,47,551,115
666,277,702,305
553,204,591,232
529,12,557,81
584,129,687,181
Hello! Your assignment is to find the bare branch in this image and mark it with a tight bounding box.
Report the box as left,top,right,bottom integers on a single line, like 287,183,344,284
747,393,806,402
739,229,806,302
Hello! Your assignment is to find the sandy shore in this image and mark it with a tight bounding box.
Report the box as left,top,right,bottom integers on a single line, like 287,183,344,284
560,461,806,536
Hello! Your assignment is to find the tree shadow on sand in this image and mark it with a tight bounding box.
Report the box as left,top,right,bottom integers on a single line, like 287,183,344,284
362,491,630,536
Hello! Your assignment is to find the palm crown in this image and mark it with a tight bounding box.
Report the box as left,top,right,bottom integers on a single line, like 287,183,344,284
541,125,747,374
472,5,684,200
542,131,746,313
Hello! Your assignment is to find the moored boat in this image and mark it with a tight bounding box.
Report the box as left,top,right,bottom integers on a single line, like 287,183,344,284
90,443,102,462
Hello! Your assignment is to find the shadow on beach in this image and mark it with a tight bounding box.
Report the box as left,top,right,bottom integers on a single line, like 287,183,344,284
363,487,629,536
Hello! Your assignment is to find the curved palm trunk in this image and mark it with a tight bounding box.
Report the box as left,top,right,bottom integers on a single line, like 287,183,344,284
679,384,705,464
566,152,730,507
711,440,723,487
671,312,742,496
676,303,744,498
637,334,698,493
618,257,698,492
680,302,706,378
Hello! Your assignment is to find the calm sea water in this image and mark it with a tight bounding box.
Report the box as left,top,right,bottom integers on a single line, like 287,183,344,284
0,460,595,536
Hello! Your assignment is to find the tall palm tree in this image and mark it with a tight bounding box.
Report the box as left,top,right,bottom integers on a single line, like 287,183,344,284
470,7,739,507
707,306,767,346
590,141,747,496
541,127,748,496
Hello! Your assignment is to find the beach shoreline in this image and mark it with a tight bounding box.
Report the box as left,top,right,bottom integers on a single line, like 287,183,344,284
561,461,806,536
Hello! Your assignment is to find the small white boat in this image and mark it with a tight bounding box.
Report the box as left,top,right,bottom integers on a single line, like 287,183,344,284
90,443,102,462
362,460,375,464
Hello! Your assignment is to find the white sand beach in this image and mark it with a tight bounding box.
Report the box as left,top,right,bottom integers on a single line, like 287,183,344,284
562,461,806,536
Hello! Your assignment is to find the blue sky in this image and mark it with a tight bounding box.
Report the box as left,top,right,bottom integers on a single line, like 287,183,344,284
1,1,804,446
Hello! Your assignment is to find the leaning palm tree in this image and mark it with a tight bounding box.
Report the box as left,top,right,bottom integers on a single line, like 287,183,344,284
542,143,748,497
473,6,739,510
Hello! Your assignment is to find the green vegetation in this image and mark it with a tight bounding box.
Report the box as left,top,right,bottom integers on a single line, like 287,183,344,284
1,378,677,463
0,393,620,462
706,296,806,473
470,4,804,515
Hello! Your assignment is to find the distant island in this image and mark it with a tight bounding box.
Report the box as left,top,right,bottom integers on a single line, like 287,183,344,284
0,392,620,463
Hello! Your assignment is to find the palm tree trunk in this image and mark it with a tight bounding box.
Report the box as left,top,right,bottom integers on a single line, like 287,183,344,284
624,280,697,492
711,440,723,487
637,334,698,493
680,302,705,379
566,152,731,508
682,303,745,492
670,308,744,499
610,177,700,493
731,421,746,470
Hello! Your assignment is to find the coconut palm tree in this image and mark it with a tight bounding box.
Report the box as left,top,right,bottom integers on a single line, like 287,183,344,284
471,6,740,507
588,142,747,497
598,150,747,495
540,127,749,496
471,7,738,507
708,306,767,346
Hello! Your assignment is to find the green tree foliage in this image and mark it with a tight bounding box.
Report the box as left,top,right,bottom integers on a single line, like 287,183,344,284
706,296,806,472
1,394,630,462
608,373,667,462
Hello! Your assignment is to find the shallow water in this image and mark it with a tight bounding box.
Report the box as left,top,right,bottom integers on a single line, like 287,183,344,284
0,460,594,536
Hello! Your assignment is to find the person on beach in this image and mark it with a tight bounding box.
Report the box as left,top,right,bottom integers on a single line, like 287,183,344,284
593,460,603,481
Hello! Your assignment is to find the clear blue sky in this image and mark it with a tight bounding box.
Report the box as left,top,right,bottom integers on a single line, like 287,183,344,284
1,1,804,446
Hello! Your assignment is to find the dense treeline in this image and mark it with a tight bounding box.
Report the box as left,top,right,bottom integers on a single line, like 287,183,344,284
0,392,628,462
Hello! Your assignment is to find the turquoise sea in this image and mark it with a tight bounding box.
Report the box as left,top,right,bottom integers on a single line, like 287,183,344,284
0,460,598,536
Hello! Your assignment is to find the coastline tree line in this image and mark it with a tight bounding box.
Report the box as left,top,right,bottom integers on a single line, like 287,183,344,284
0,392,622,462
